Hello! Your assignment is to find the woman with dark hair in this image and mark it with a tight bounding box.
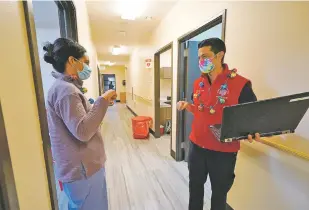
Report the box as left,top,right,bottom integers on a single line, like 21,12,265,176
44,38,115,210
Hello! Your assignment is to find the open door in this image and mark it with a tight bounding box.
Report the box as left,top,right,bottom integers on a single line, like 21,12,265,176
176,11,226,161
183,41,200,161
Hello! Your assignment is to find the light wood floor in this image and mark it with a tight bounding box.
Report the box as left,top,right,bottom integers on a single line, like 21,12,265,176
101,104,210,210
53,103,308,210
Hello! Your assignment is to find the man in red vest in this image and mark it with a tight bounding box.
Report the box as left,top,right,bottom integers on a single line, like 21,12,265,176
177,38,260,210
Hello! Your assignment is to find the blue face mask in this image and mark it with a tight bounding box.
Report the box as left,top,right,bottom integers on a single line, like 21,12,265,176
78,63,92,80
74,59,92,80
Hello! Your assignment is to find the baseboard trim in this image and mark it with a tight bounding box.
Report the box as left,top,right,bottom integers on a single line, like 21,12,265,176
126,105,137,116
171,149,176,160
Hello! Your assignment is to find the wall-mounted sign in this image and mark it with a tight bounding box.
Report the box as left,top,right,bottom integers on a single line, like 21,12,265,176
145,58,152,69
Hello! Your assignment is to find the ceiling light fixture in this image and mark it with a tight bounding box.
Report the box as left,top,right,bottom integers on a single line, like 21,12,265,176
121,14,136,21
112,45,122,55
118,1,146,21
102,61,116,66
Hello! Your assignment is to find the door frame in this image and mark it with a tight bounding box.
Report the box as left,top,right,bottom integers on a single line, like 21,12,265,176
98,65,102,95
154,42,174,157
55,1,78,41
23,1,79,209
175,10,227,161
0,102,19,210
102,74,117,92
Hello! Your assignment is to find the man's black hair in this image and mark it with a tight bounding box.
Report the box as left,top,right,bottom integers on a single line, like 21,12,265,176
198,38,226,64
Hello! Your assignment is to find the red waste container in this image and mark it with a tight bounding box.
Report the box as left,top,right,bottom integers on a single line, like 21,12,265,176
132,116,152,139
160,125,164,136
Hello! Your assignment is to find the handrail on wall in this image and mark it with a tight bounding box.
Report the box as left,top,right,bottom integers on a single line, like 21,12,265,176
258,138,309,161
127,92,152,104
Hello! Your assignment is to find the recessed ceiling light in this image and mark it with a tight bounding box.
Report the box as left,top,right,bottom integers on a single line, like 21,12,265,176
102,61,115,66
119,2,145,21
121,14,136,20
112,45,123,55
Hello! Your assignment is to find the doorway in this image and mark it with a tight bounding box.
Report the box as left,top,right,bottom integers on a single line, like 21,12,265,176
23,1,78,209
102,74,116,92
175,10,227,161
154,42,174,157
159,50,172,137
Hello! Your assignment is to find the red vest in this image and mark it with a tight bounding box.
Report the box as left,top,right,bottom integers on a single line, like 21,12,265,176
190,64,249,152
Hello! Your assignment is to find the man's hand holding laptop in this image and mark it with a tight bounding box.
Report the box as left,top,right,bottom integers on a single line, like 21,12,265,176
177,101,260,143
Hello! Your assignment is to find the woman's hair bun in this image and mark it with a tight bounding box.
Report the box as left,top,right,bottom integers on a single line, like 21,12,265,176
43,42,55,64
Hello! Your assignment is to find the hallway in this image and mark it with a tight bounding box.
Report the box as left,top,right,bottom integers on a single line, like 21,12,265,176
101,105,309,210
101,104,203,210
2,1,309,209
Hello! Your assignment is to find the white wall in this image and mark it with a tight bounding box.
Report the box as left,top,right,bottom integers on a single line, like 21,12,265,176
150,1,309,151
33,1,60,104
160,80,172,99
32,1,59,28
35,28,60,103
160,49,172,68
74,0,99,99
159,49,172,99
126,47,154,119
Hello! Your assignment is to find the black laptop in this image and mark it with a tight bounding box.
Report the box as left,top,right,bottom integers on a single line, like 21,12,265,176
210,92,309,143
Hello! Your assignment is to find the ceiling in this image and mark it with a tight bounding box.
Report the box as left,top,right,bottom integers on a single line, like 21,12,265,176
86,0,177,66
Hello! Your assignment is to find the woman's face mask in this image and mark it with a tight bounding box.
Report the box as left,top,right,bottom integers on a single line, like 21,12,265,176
74,59,92,80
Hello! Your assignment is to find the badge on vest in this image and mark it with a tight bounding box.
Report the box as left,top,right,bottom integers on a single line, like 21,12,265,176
198,104,204,111
209,106,216,114
195,69,238,114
